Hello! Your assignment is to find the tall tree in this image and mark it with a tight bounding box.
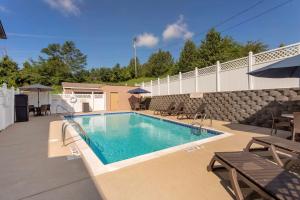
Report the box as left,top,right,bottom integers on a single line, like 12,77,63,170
0,56,20,87
41,41,87,74
127,57,141,78
35,41,88,85
241,41,268,55
198,28,225,67
144,50,174,77
176,40,199,73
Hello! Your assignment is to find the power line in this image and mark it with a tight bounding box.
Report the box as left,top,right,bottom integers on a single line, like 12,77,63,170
220,0,293,33
159,0,293,51
157,0,266,50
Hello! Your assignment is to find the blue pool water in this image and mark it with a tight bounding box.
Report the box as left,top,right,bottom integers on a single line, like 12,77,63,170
70,112,221,164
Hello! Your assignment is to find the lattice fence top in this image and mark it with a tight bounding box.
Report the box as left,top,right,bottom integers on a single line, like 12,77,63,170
254,43,300,65
169,74,179,82
198,65,216,76
141,42,300,87
182,71,195,80
220,57,248,71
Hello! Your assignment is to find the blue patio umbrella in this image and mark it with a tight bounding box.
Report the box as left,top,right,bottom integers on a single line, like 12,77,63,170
248,54,300,78
128,88,150,94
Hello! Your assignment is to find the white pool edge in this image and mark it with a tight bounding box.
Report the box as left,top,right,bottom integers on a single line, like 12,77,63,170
64,112,233,176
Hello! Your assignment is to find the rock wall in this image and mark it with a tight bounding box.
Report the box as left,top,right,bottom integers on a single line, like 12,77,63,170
148,88,300,127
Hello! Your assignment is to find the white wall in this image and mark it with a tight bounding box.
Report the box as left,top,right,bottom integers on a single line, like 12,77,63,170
0,84,16,131
141,42,300,96
51,93,106,114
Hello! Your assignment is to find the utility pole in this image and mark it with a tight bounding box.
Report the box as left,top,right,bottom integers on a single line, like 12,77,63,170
133,37,137,78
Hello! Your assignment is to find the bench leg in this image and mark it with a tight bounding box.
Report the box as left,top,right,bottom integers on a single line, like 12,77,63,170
269,144,284,167
229,168,244,200
244,139,254,152
207,156,217,171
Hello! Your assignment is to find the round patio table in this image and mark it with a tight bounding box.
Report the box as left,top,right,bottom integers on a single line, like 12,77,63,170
281,114,294,119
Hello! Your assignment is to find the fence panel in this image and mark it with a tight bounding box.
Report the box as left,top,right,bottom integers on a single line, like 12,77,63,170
220,67,249,91
169,75,180,94
51,93,106,113
141,42,300,96
0,84,16,131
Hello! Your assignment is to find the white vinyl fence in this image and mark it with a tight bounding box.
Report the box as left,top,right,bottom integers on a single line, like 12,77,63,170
51,93,106,114
0,84,17,131
142,42,300,96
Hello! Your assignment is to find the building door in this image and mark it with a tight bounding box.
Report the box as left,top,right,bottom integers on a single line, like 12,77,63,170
110,92,119,110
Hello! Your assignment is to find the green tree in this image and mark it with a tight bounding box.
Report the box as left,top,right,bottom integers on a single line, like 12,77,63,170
240,41,268,55
19,61,42,85
127,57,141,78
35,41,88,85
144,50,174,77
197,29,267,68
0,56,20,87
176,40,199,73
198,28,225,67
41,41,87,74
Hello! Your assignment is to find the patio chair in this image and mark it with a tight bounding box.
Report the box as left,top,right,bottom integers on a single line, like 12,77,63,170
162,102,184,116
177,103,207,120
132,102,141,110
270,108,292,136
140,98,151,110
245,136,300,168
154,102,175,115
28,105,35,116
40,104,48,116
46,104,51,115
207,151,300,200
292,112,300,141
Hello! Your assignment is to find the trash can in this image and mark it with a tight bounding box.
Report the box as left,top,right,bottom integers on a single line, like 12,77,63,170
82,102,89,112
15,94,29,122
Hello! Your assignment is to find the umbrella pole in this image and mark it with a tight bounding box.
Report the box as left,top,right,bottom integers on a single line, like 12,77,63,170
38,89,40,107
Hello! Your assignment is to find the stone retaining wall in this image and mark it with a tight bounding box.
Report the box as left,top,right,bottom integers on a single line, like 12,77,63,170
148,88,300,127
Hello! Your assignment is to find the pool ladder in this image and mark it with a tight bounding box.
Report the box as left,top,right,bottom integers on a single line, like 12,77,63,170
61,119,105,152
61,118,90,146
56,105,75,117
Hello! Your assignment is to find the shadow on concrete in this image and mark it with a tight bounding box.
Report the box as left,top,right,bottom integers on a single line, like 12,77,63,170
0,115,103,200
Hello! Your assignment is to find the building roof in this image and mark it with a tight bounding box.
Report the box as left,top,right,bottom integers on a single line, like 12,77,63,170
62,82,103,90
0,21,7,39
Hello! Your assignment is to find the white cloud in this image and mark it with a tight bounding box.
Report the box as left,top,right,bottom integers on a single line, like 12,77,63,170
44,0,81,16
163,15,194,41
0,5,10,13
135,33,159,48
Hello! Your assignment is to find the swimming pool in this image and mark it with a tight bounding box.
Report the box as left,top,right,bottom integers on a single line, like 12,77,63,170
69,112,223,165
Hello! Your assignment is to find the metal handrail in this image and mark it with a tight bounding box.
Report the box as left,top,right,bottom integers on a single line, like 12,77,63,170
62,118,91,145
56,105,75,117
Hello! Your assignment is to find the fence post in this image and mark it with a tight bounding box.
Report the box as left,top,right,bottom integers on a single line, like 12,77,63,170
167,75,170,95
157,78,160,96
195,67,198,92
150,80,153,97
11,87,15,125
179,72,182,94
216,61,221,92
248,51,253,90
92,92,95,111
142,82,145,89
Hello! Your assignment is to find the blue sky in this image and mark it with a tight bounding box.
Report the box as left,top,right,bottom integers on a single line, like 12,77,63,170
0,0,300,68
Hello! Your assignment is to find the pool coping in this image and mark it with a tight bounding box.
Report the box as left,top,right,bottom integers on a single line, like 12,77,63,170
63,111,233,176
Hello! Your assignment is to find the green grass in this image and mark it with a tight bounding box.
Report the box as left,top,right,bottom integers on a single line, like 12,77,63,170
50,77,155,93
119,77,155,86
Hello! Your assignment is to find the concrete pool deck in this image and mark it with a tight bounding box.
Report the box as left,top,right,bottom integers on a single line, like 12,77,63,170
0,112,291,200
0,115,102,200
